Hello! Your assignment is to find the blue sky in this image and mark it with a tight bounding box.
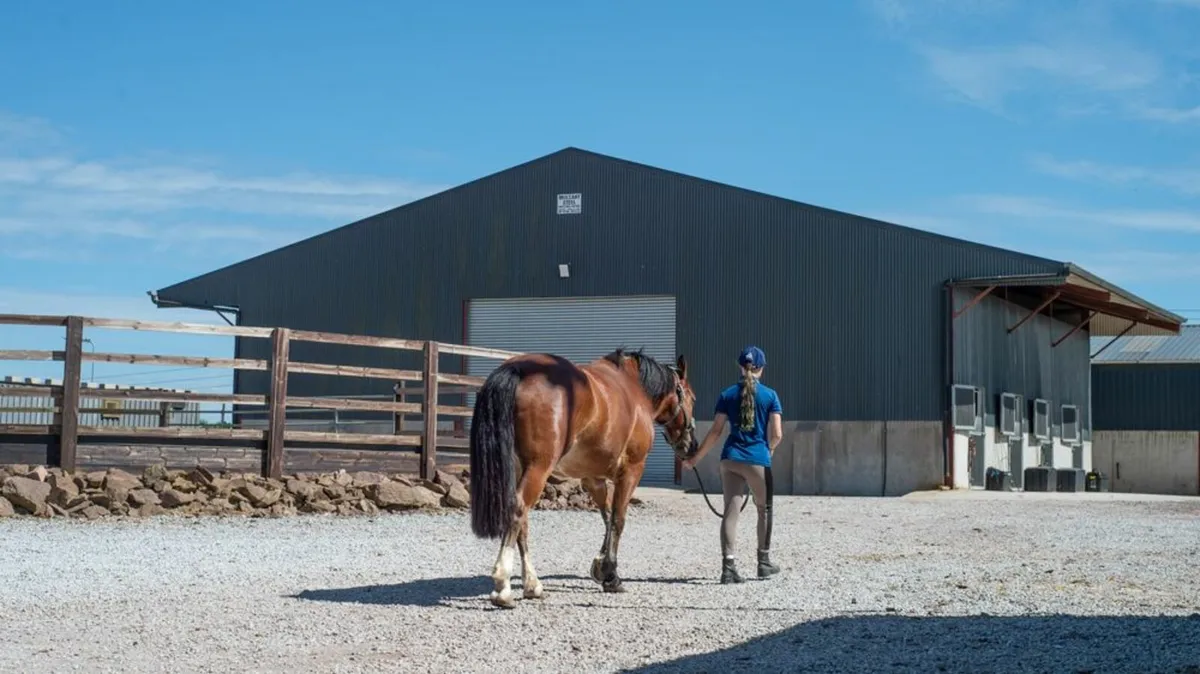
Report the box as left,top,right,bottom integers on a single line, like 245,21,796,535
2,0,1200,396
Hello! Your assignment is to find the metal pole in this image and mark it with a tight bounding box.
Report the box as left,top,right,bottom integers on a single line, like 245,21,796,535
65,337,95,383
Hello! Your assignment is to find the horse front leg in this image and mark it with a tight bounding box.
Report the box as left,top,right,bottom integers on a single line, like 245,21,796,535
581,477,612,584
600,465,642,593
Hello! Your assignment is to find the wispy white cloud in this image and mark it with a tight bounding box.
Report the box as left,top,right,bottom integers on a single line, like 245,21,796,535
867,0,1011,29
0,111,65,151
1129,103,1200,123
868,0,1199,121
865,193,1200,287
957,194,1200,233
1078,250,1200,281
1030,155,1200,196
0,111,449,262
918,40,1161,110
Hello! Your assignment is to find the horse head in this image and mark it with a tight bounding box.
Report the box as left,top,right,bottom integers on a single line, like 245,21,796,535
660,354,699,461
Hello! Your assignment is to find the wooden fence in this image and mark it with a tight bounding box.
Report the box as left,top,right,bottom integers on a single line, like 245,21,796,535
0,313,521,479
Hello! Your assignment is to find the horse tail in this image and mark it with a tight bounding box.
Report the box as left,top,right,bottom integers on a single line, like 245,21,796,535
469,361,521,539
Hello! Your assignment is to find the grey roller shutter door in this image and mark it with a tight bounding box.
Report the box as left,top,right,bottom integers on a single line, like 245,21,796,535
466,295,678,487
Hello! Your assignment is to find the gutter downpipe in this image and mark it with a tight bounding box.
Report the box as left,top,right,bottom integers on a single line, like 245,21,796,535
943,281,955,488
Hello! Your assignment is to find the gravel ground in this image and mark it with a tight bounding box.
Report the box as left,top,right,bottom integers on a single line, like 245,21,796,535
2,487,1199,673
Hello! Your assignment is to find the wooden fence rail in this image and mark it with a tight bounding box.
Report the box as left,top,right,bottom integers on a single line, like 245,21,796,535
0,313,521,479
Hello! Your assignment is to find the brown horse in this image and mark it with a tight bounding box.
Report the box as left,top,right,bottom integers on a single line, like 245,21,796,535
468,347,698,608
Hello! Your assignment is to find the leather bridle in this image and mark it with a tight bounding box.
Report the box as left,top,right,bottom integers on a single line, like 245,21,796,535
659,369,698,460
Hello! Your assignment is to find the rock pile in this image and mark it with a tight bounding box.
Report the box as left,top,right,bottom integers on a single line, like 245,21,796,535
0,463,635,520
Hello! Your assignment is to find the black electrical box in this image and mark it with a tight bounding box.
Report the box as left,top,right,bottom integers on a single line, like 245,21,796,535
1024,466,1057,492
1056,468,1087,492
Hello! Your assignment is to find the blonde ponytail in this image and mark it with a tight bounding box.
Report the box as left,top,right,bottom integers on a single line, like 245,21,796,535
739,365,757,431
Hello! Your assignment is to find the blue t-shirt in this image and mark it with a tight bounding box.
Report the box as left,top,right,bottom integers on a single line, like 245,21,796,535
715,381,782,467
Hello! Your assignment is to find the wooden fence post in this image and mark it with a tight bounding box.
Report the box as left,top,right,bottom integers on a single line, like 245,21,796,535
263,327,290,479
58,316,84,472
421,341,439,480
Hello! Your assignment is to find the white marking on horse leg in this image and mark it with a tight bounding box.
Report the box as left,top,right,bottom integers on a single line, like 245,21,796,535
521,554,544,599
489,532,518,608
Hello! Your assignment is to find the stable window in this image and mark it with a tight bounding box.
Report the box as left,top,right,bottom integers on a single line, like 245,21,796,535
1061,404,1079,445
999,392,1018,436
952,384,981,432
1032,398,1050,441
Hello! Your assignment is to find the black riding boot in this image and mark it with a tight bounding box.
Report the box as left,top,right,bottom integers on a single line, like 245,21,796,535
757,550,780,578
720,556,744,584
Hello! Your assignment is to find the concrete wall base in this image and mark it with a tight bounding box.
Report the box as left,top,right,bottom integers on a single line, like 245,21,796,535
1092,430,1200,496
680,420,944,497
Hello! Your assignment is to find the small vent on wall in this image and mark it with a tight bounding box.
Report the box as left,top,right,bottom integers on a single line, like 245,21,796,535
1061,404,1079,445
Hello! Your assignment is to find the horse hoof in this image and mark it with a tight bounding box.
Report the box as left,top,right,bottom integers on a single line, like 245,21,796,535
490,589,517,609
523,583,545,600
590,557,605,584
602,580,626,594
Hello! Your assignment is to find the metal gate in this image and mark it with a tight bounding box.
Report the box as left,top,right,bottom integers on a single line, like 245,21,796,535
464,295,678,486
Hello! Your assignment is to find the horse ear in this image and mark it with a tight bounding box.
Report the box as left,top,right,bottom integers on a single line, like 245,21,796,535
676,354,688,378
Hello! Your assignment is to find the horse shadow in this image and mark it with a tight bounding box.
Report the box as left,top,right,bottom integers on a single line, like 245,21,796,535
289,573,709,608
290,575,492,608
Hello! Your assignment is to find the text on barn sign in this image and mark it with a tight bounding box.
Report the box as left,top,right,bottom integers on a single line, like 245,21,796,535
556,193,582,215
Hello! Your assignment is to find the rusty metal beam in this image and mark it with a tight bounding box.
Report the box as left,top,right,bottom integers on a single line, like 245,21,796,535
1008,291,1061,334
953,285,997,320
1052,310,1096,347
1089,320,1136,358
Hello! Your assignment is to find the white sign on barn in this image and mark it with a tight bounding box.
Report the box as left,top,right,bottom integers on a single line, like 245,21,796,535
556,192,582,215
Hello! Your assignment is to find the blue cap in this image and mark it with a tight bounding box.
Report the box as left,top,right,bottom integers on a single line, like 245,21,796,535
738,346,766,369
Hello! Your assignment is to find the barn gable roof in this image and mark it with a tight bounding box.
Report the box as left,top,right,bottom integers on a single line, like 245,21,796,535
150,147,1184,336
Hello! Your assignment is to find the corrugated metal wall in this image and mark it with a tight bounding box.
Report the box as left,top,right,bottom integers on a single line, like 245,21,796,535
1092,364,1200,431
952,289,1093,441
464,294,678,485
0,381,203,427
155,148,1066,424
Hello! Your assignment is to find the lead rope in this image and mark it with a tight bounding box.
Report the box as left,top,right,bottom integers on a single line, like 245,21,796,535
689,464,750,518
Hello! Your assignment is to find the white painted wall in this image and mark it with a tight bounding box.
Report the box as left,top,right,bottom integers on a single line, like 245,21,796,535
955,425,1092,489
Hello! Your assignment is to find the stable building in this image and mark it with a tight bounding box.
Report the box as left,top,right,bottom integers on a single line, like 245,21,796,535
151,148,1185,495
1091,325,1200,496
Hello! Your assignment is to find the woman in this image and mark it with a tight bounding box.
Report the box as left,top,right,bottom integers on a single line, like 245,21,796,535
683,345,783,583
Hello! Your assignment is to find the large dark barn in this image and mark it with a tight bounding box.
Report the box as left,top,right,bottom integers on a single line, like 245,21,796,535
152,148,1184,494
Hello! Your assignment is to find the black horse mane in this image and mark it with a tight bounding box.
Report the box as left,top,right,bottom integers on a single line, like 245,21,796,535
602,347,677,402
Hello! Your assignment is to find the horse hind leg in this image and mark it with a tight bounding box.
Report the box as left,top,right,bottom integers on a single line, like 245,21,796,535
512,453,554,602
487,454,528,608
516,510,543,600
489,526,521,609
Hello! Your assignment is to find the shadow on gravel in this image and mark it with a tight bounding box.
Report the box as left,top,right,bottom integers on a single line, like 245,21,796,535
290,572,710,608
291,576,493,607
541,573,711,586
620,613,1200,673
